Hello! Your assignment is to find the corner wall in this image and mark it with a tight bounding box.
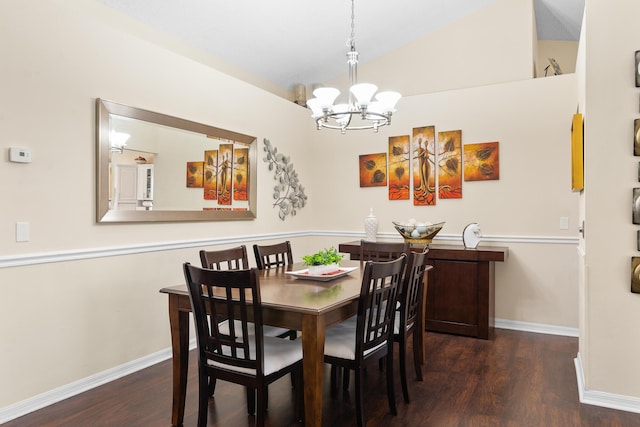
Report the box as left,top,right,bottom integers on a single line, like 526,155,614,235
580,0,640,402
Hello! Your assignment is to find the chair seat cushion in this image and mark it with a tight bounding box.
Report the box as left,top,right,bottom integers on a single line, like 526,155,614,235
324,323,386,360
208,335,302,376
218,319,294,338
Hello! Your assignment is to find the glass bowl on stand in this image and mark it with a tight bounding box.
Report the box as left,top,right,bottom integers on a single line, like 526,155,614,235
392,221,445,247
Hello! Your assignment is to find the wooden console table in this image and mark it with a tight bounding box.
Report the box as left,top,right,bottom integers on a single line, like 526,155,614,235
338,241,508,340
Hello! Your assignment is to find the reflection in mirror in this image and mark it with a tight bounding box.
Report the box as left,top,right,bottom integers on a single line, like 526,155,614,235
96,99,257,222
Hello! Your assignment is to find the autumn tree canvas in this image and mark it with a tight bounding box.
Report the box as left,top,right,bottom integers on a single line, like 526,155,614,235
186,161,203,188
233,147,249,200
217,144,233,205
388,135,410,200
438,130,462,199
203,150,217,200
464,141,499,181
412,126,437,205
359,153,387,187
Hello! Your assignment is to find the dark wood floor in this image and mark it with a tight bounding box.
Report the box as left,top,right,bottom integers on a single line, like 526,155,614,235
7,329,640,427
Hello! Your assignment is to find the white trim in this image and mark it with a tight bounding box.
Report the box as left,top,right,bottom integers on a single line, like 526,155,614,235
0,231,307,268
495,318,579,337
574,353,640,414
0,231,578,268
0,340,197,424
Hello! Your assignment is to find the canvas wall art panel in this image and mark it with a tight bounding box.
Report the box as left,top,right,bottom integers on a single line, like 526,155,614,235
359,153,387,187
217,144,233,205
635,118,640,156
203,150,217,200
634,188,640,225
437,130,462,199
186,161,203,188
233,147,249,201
632,256,640,294
412,126,436,206
388,135,410,200
463,141,499,181
571,114,584,191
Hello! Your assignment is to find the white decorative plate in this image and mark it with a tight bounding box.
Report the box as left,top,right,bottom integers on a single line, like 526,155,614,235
285,266,358,282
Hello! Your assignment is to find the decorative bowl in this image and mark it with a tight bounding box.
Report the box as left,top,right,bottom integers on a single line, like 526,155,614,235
392,221,445,245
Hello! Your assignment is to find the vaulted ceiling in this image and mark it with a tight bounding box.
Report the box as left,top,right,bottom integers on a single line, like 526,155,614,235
96,0,584,92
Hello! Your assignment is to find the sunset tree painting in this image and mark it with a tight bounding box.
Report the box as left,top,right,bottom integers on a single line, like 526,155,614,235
217,144,233,205
437,130,462,199
412,126,437,205
388,135,410,200
359,153,387,187
203,150,217,200
463,141,499,181
233,147,249,200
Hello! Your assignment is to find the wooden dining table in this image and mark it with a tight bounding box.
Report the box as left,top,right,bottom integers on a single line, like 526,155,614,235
160,260,371,427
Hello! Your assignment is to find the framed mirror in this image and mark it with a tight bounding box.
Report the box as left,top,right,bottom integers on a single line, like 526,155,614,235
96,99,257,222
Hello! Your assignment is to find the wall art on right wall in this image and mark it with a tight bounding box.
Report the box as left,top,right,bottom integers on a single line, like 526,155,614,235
635,50,640,87
634,119,640,156
632,256,640,294
633,188,640,224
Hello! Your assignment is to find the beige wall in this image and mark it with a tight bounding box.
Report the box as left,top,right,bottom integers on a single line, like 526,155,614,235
0,0,314,408
309,75,579,329
0,0,591,417
325,0,535,97
579,0,640,400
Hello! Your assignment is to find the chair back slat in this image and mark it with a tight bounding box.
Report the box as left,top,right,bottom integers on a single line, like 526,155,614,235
183,263,264,373
253,241,293,270
359,240,408,262
199,245,249,270
400,248,430,331
356,255,406,358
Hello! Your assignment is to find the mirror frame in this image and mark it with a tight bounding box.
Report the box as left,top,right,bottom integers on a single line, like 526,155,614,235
96,99,257,223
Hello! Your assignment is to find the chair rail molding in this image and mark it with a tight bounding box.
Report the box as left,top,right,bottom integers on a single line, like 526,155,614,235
0,231,579,269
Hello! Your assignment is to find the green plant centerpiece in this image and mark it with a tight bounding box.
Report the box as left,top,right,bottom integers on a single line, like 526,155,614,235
302,247,344,275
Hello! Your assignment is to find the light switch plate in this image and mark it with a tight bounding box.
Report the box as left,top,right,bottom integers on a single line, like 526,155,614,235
16,222,29,242
559,217,569,230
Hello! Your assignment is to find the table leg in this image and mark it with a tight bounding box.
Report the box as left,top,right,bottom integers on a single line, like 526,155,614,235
168,294,190,426
301,315,326,427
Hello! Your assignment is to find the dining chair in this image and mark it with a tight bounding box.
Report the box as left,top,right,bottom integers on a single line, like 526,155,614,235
199,245,296,397
199,245,249,271
394,247,431,403
183,263,303,427
253,240,293,270
200,246,296,340
333,239,408,390
323,255,407,427
359,239,409,262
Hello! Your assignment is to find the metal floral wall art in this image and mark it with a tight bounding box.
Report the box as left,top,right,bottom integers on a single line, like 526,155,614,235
262,138,307,220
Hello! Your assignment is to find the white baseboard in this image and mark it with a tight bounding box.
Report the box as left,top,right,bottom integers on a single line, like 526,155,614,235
0,340,196,424
574,353,640,414
495,318,579,337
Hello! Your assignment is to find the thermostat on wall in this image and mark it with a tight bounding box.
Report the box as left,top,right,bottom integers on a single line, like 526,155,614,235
9,147,32,163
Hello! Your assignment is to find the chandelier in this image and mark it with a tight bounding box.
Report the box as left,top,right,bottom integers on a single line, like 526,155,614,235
306,0,401,134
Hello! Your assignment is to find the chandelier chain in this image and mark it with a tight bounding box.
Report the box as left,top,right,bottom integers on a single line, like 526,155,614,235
349,0,356,50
